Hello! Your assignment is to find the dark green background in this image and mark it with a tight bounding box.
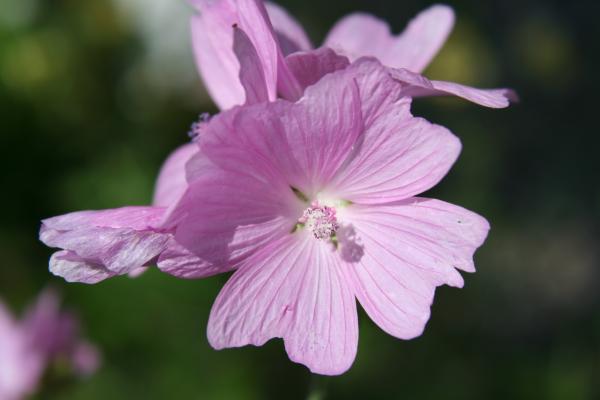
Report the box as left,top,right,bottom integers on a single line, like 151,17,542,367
1,0,598,398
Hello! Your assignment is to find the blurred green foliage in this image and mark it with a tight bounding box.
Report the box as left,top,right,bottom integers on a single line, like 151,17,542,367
0,0,598,399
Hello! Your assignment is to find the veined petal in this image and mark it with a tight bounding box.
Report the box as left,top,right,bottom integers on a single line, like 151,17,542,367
197,68,364,195
342,198,489,339
157,240,234,279
152,143,199,207
265,1,312,55
330,115,461,205
324,5,454,73
49,251,116,284
41,207,169,277
191,0,301,108
391,68,516,108
191,9,244,110
285,47,350,92
163,157,297,270
207,235,358,375
234,26,269,105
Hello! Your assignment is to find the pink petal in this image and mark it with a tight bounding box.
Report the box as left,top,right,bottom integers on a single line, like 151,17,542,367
190,10,244,110
342,198,489,339
324,5,454,73
162,154,297,270
207,235,358,375
234,26,269,105
41,207,170,277
324,13,394,63
190,0,301,108
285,47,350,92
49,251,115,284
391,68,516,108
265,1,312,55
195,68,364,195
152,143,199,207
384,4,455,72
330,113,461,204
157,240,233,279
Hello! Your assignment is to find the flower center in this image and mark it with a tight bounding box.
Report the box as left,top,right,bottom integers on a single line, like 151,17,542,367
298,202,339,240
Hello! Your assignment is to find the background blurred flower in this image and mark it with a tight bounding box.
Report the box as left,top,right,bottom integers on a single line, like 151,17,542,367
0,290,99,400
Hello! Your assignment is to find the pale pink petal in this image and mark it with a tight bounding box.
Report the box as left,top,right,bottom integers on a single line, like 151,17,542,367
162,154,298,270
330,115,461,204
342,198,489,339
324,13,393,63
285,47,350,92
385,4,455,72
190,0,301,108
196,69,363,194
191,10,244,110
41,206,165,232
152,143,199,207
207,235,358,375
127,267,148,278
157,240,234,279
41,207,170,276
391,68,516,108
324,5,454,73
265,1,312,55
49,251,115,284
233,26,269,105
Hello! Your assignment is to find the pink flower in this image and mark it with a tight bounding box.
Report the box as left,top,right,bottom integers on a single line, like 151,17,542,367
190,0,515,109
161,59,490,375
40,143,220,284
0,290,99,399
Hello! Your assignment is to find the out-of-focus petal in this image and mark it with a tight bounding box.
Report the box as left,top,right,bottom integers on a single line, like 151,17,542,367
285,47,349,92
265,1,312,55
324,5,454,73
324,13,394,62
391,68,516,108
207,235,358,375
385,4,454,72
343,198,489,339
70,341,100,376
234,26,269,104
152,143,199,208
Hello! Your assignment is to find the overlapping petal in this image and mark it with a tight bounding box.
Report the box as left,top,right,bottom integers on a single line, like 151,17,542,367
265,1,312,55
207,235,358,375
285,47,350,92
233,26,270,105
391,68,516,108
324,5,454,73
190,0,300,109
312,60,461,204
41,207,170,282
342,198,489,339
152,143,199,207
